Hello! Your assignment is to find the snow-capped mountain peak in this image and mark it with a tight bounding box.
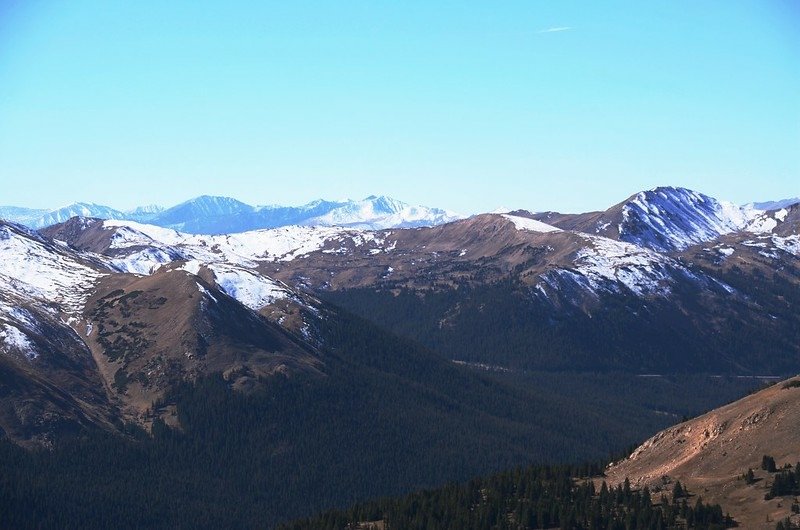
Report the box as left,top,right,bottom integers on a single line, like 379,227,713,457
616,186,760,251
306,195,461,229
27,203,127,230
362,195,405,213
166,195,254,217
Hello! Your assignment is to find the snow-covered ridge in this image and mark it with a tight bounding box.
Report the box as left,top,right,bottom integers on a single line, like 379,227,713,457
0,206,48,225
101,220,393,310
0,224,106,314
618,187,767,251
572,234,676,296
30,203,128,229
308,195,460,229
103,220,387,265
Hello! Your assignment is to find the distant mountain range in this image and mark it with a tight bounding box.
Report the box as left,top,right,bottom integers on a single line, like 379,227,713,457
0,195,461,233
9,184,795,377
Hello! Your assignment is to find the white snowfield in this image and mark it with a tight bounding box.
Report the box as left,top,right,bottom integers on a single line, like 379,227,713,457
184,261,295,311
308,196,461,229
110,247,177,276
502,214,561,233
0,323,37,360
573,235,682,296
0,224,105,314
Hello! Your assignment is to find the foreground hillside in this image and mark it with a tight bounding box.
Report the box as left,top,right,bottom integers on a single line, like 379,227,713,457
282,376,800,530
607,376,800,528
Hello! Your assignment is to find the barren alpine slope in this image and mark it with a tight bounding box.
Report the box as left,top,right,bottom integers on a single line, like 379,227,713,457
606,375,800,528
0,219,326,443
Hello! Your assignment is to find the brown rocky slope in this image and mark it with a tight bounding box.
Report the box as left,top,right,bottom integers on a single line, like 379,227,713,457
606,375,800,528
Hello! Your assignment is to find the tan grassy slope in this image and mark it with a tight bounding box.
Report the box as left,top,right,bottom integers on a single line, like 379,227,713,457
606,375,800,529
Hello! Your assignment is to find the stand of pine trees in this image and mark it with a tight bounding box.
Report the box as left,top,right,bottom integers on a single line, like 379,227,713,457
279,466,733,530
766,463,800,499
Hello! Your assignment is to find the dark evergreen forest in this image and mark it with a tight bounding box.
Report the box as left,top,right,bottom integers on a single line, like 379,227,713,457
279,464,733,530
0,308,765,528
321,275,800,374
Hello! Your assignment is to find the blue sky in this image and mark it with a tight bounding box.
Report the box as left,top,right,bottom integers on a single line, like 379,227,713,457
1,1,798,214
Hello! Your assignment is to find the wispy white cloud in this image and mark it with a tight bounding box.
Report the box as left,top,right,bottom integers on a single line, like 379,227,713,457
537,26,573,34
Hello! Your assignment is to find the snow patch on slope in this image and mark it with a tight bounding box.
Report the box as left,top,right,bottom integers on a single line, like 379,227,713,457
502,215,561,233
101,221,328,309
772,235,800,257
208,264,294,310
573,235,675,296
195,281,218,303
111,248,177,275
0,224,104,313
0,324,37,360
